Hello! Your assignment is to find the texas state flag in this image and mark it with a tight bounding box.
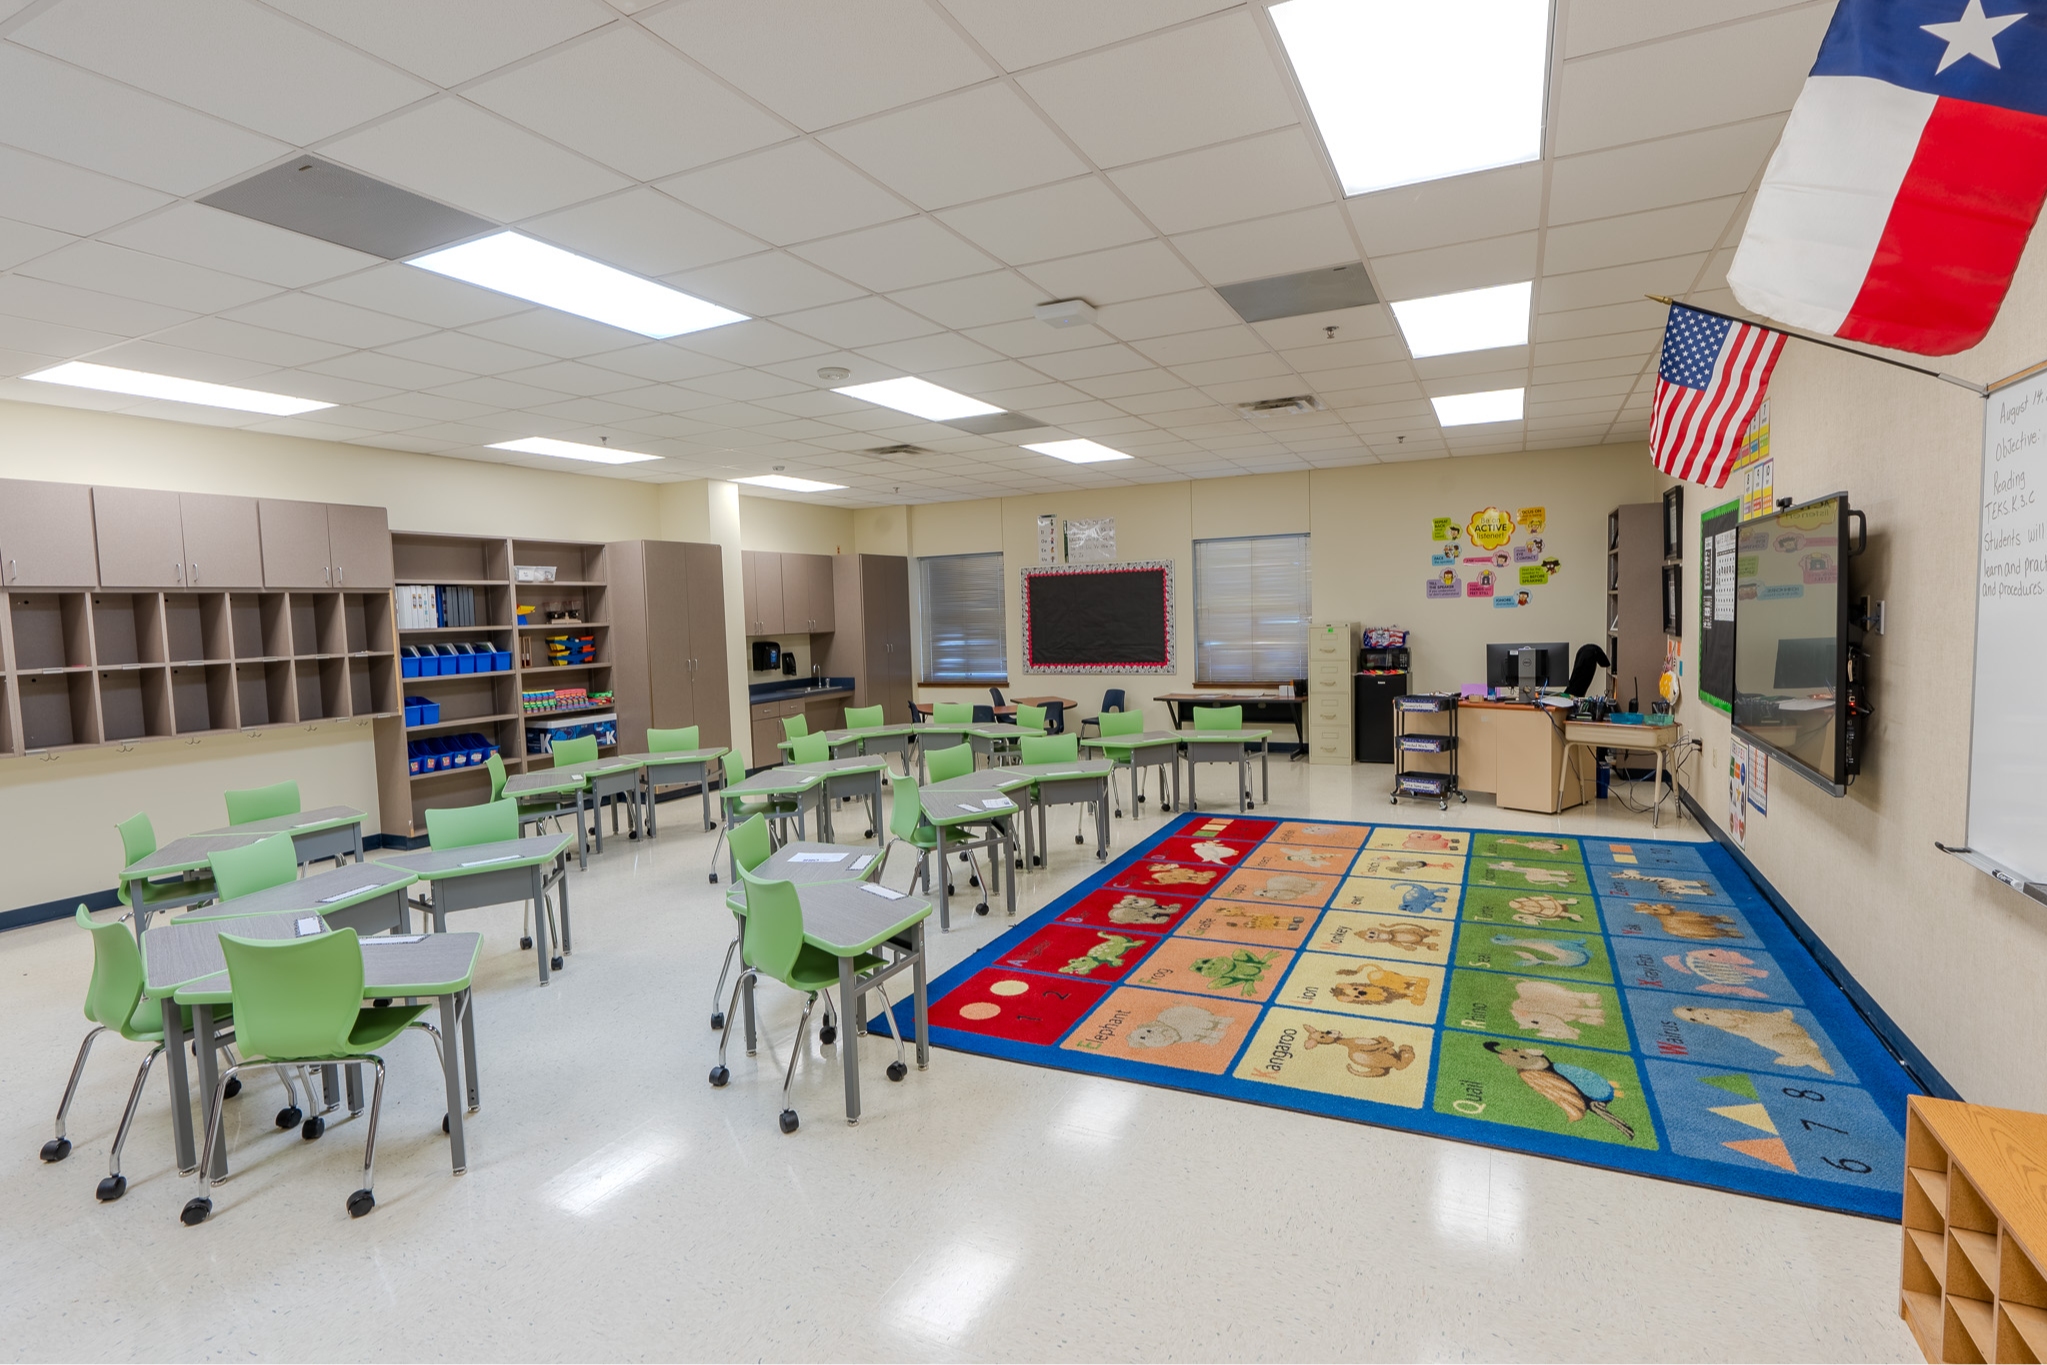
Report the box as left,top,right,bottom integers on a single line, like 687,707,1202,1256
1729,0,2047,356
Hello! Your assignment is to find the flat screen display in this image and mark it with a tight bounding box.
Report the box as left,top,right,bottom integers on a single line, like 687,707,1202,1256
1732,493,1848,792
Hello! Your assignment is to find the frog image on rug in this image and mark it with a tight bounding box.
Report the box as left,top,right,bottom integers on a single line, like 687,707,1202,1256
1190,949,1280,997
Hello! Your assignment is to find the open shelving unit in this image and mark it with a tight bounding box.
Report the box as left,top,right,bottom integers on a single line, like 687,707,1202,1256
373,533,611,839
0,586,397,756
1902,1096,2047,1363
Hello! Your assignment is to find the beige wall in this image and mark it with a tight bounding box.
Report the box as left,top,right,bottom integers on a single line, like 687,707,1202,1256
1665,236,2047,1109
736,494,855,555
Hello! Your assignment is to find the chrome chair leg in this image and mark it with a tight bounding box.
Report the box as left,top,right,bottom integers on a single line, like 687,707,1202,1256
708,932,739,1028
779,993,819,1130
44,1025,107,1159
349,1057,387,1218
98,1043,163,1199
710,968,754,1083
873,981,910,1079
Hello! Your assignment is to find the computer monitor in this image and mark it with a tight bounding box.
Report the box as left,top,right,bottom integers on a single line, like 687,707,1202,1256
1773,637,1836,690
1485,641,1569,690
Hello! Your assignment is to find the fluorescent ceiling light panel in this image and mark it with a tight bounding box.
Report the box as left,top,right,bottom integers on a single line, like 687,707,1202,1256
23,362,333,416
833,377,1003,422
1272,0,1550,195
409,232,746,338
1391,282,1533,358
1022,438,1133,465
489,436,660,465
734,474,848,492
1431,388,1525,426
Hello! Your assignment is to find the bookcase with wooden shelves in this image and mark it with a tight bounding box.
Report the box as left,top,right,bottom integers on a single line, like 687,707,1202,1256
0,586,398,756
1902,1096,2047,1364
373,533,612,838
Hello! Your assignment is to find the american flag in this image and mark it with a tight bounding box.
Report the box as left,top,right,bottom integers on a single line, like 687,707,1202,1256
1650,303,1786,487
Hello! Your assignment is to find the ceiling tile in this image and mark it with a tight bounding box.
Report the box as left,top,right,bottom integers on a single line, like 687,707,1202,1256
1109,128,1333,236
789,218,1000,293
1531,329,1663,366
918,359,1050,393
855,330,1005,373
321,97,631,223
937,0,1238,70
1132,325,1267,367
83,340,276,385
522,189,765,279
889,270,1046,329
460,309,642,359
378,329,552,375
1093,289,1242,340
264,0,615,86
668,251,867,316
1532,298,1668,342
522,395,659,425
960,316,1122,358
18,240,278,313
1016,12,1297,167
675,320,836,367
429,374,567,408
1019,240,1203,305
0,217,73,272
0,145,173,237
640,0,996,132
1255,302,1395,351
0,45,287,195
141,317,350,368
0,275,195,334
12,0,433,144
101,203,382,288
499,359,646,398
1348,162,1545,258
585,342,739,384
1540,254,1709,313
1563,0,1806,58
1414,347,1529,382
1069,368,1186,400
301,349,472,390
658,142,913,246
465,26,790,181
819,82,1088,211
1026,343,1154,381
1169,204,1356,286
1542,198,1745,276
1370,232,1540,301
1169,353,1289,387
1532,356,1646,385
777,296,940,349
224,292,436,348
307,263,533,328
1548,119,1785,224
1553,8,1829,155
937,178,1151,266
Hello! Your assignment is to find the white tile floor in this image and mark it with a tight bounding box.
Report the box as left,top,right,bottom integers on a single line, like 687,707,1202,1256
5,763,1919,1362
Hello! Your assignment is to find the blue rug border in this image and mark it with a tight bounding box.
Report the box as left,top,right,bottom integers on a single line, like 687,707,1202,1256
883,811,1921,1222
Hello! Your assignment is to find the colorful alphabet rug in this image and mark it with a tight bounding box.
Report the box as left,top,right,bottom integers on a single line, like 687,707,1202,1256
881,815,1917,1219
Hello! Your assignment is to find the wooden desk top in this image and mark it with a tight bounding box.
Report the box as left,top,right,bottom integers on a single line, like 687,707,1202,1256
1155,692,1303,705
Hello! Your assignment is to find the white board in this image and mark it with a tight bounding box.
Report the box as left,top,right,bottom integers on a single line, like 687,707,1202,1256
1966,379,2047,887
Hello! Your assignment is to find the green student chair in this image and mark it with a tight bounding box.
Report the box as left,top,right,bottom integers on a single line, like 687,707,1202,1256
1186,706,1253,812
1191,705,1244,731
843,705,884,729
842,703,910,774
181,928,443,1225
1018,734,1096,857
39,906,295,1203
648,725,700,753
487,751,577,846
708,750,801,883
223,780,300,826
781,714,809,742
919,743,993,905
114,812,217,935
425,798,557,957
207,832,300,901
1014,704,1047,732
878,771,946,898
787,732,830,764
709,868,907,1134
930,701,973,724
551,735,600,766
1098,709,1151,817
707,813,774,1031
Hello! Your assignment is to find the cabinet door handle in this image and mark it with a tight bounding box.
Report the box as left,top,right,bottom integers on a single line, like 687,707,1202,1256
336,565,344,585
174,561,183,584
323,567,331,585
7,557,14,582
190,562,198,584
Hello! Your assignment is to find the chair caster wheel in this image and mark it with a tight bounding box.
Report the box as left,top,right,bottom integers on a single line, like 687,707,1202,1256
1097,851,1107,861
975,902,990,915
968,875,980,888
181,1197,212,1226
276,1106,302,1129
1246,802,1255,811
1390,795,1399,805
551,956,564,971
1030,856,1041,867
442,1114,450,1134
302,1116,325,1140
820,1025,838,1045
223,1077,242,1099
1075,835,1085,845
887,1061,908,1082
947,884,956,895
779,1109,799,1134
1457,793,1468,803
865,829,874,839
1439,801,1448,811
709,1066,729,1087
519,936,533,949
347,1189,375,1218
40,1137,70,1162
96,1174,126,1202
1115,809,1124,818
711,1011,725,1030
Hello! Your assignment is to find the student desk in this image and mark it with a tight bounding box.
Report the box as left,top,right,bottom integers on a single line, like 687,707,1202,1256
1562,719,1684,828
733,879,932,1125
1080,730,1184,815
911,721,1044,774
1177,728,1273,812
1413,700,1591,815
158,921,482,1180
382,833,575,986
781,755,891,844
619,746,728,835
506,756,648,863
747,842,884,886
781,723,919,771
717,766,823,859
1157,692,1307,759
120,806,371,931
915,775,1024,930
976,758,1115,867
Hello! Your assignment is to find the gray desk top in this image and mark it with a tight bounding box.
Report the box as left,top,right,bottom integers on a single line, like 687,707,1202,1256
783,755,892,778
812,724,923,744
381,833,572,880
1083,729,1271,749
195,804,367,839
723,768,825,798
918,782,1021,824
624,747,727,766
187,863,415,921
146,909,304,993
505,756,645,796
752,842,882,885
798,880,931,955
175,931,483,1004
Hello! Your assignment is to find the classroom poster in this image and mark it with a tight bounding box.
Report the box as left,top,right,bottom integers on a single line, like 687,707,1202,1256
1735,402,1774,522
1749,749,1768,814
1729,741,1749,847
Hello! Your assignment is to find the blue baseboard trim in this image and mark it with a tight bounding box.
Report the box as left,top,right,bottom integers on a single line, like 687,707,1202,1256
1678,787,1959,1101
2,832,410,933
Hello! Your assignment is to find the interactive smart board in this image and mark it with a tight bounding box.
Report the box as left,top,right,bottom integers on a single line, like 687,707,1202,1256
1020,561,1174,675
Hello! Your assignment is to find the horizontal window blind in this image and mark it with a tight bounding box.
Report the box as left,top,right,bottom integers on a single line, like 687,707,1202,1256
919,552,1007,682
1193,533,1311,684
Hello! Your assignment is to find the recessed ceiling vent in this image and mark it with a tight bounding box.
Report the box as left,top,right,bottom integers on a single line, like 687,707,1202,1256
1237,395,1326,416
862,444,932,457
200,156,494,259
1215,263,1377,323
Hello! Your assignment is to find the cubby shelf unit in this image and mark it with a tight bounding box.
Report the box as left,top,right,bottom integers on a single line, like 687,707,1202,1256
374,533,612,839
0,588,398,757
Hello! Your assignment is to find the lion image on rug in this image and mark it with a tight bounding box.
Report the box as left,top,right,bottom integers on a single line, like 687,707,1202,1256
1330,965,1431,1007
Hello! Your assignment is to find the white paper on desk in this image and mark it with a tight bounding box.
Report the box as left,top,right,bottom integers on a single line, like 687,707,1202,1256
850,855,875,872
294,916,323,936
981,799,1012,810
460,855,519,867
318,886,378,904
859,882,906,900
362,934,425,945
787,852,848,864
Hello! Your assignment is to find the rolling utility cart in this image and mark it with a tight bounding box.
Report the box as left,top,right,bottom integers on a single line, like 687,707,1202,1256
1392,693,1463,810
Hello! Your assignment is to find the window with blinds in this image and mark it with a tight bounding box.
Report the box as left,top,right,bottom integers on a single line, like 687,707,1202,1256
1193,534,1311,684
918,552,1007,683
